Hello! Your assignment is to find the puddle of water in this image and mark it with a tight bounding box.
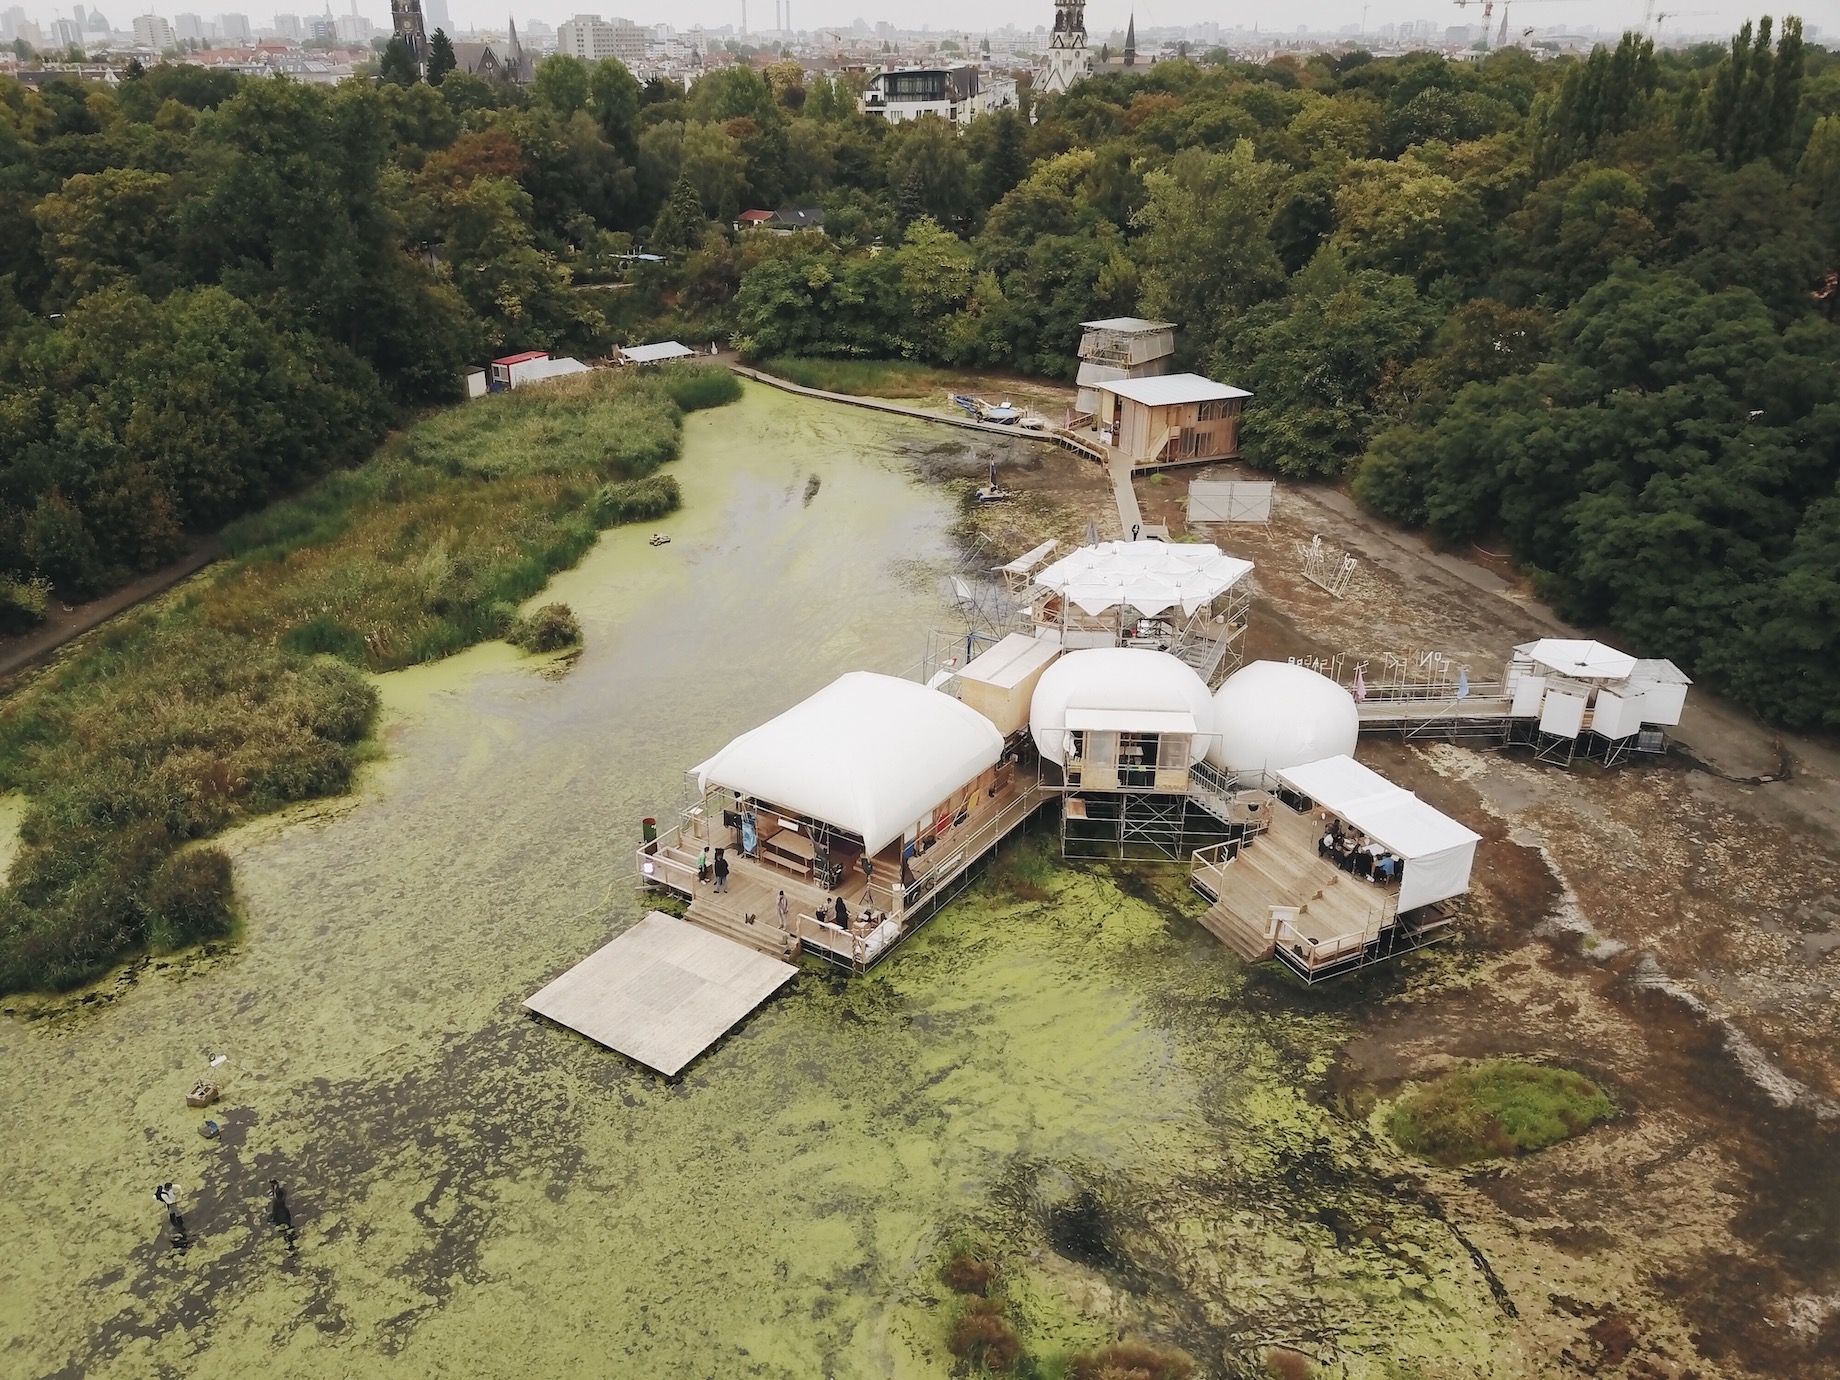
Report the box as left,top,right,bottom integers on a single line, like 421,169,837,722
0,384,1508,1377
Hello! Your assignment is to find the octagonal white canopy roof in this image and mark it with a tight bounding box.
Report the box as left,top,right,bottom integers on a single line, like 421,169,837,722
1033,541,1253,618
1515,639,1639,682
695,673,1003,855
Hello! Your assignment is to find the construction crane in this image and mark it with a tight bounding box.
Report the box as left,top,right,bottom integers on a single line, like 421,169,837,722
1453,0,1587,50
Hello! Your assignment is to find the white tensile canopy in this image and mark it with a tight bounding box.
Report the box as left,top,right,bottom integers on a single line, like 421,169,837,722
1516,639,1639,682
694,672,1003,855
1029,648,1216,767
1276,755,1482,913
1033,541,1253,618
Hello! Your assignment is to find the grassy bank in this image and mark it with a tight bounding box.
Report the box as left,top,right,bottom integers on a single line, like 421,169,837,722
756,355,969,399
1389,1060,1614,1167
0,365,741,994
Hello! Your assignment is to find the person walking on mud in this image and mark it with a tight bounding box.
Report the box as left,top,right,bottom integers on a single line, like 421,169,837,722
153,1182,188,1245
269,1180,297,1251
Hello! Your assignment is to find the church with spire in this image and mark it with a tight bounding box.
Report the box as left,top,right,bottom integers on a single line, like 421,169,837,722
1038,0,1091,94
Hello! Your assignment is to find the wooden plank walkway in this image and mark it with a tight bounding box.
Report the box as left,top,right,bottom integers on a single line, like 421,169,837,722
524,912,797,1076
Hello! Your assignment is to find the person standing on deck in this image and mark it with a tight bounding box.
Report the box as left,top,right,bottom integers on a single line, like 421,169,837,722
712,849,729,893
833,896,848,926
696,846,710,884
776,890,790,929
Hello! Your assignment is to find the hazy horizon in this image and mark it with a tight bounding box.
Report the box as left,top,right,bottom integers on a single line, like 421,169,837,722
15,0,1816,48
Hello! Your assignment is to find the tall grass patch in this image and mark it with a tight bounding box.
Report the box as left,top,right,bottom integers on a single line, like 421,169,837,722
1388,1060,1614,1167
759,355,963,398
0,366,738,993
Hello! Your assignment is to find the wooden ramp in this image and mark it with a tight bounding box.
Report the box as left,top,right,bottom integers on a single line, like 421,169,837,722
524,912,797,1076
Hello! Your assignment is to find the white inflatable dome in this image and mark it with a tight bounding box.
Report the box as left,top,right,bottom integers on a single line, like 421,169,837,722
1029,648,1216,768
1206,660,1359,776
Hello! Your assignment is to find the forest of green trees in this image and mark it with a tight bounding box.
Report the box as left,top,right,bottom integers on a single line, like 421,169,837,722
1,23,1837,726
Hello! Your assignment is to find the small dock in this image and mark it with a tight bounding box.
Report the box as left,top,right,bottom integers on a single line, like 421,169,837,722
524,912,797,1076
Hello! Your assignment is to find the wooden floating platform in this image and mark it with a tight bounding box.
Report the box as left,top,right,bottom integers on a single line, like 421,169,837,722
524,912,797,1076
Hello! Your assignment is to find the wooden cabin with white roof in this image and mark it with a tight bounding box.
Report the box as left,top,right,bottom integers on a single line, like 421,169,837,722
1090,373,1252,470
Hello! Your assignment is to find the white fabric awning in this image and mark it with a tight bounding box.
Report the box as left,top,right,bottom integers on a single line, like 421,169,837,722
695,672,1003,855
1033,541,1253,618
1515,638,1638,682
1276,755,1481,912
1065,708,1198,734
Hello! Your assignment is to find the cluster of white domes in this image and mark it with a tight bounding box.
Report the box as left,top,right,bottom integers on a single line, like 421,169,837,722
1026,653,1357,774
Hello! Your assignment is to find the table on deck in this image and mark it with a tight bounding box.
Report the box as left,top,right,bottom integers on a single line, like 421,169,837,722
756,825,816,879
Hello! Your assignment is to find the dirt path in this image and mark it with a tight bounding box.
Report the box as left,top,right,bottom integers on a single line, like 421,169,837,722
0,538,220,682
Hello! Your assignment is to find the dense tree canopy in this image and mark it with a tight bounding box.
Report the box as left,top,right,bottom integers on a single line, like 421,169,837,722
2,21,1837,728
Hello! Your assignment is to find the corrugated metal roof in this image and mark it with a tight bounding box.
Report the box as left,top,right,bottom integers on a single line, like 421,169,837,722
1095,373,1252,406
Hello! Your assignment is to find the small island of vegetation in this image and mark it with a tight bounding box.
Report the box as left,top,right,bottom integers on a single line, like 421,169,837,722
1388,1059,1616,1167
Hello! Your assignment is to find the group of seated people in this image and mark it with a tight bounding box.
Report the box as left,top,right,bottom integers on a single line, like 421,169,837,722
1317,815,1400,884
814,894,890,936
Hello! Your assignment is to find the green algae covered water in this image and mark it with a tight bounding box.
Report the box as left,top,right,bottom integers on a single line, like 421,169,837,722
0,385,1515,1377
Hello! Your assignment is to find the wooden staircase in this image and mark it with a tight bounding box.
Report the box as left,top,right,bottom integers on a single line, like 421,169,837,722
1189,800,1392,969
1197,899,1276,962
685,895,801,961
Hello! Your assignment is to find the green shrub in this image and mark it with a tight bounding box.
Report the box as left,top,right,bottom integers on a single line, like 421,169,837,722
282,614,369,663
1070,1341,1196,1380
594,475,682,526
0,576,52,635
509,603,582,653
145,848,236,950
659,363,743,411
1388,1060,1614,1167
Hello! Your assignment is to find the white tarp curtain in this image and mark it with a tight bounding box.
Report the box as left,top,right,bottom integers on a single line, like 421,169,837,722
695,672,1003,855
1517,638,1638,682
1033,541,1254,618
1275,755,1481,912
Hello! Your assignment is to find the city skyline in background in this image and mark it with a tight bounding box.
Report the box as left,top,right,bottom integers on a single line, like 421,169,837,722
1,0,1808,44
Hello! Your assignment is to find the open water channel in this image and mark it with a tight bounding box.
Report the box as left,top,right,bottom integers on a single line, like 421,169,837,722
0,384,1516,1377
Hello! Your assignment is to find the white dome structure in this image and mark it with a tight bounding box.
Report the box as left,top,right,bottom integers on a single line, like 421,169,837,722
1029,648,1216,768
1206,660,1359,776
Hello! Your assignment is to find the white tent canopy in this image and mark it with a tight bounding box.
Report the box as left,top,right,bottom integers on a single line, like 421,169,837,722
694,673,1003,856
1516,638,1638,682
1030,648,1216,768
1276,755,1481,913
1033,541,1253,618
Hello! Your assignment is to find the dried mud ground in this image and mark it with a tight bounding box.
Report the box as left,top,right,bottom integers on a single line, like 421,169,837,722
974,429,1840,1378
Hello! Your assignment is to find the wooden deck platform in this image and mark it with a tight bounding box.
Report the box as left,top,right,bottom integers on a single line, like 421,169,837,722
524,912,797,1076
1191,799,1393,968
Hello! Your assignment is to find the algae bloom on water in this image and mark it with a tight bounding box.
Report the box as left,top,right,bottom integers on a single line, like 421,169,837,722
1388,1059,1614,1167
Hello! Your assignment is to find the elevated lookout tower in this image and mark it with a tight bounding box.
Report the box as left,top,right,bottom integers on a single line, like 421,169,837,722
1075,317,1175,418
